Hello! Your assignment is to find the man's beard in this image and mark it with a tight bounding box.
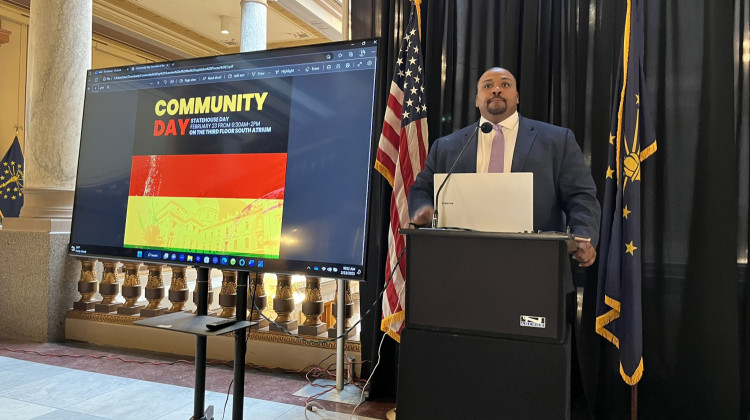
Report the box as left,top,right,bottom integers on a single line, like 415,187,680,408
487,98,506,115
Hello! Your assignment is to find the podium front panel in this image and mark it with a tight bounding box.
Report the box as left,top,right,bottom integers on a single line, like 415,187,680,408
404,230,566,342
396,327,571,420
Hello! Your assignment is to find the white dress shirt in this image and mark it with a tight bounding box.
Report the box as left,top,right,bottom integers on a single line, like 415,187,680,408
476,111,520,173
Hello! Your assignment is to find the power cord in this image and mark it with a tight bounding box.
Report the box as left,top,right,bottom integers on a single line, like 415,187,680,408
302,353,361,419
0,348,196,365
350,332,387,419
298,247,407,419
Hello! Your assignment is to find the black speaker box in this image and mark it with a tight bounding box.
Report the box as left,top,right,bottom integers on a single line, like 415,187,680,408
396,327,571,420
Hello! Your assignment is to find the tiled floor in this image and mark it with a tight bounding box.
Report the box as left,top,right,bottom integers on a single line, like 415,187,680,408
0,339,392,420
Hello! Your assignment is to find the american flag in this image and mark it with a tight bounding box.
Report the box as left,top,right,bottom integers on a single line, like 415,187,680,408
375,0,428,342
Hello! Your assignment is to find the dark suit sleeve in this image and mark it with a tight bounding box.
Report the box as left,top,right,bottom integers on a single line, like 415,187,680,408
408,140,439,220
408,124,478,220
558,129,601,247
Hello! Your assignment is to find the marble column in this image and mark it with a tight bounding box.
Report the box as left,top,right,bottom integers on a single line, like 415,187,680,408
4,0,91,232
240,0,267,53
0,0,91,342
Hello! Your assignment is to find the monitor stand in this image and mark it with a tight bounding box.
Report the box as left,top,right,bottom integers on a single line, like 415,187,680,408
135,267,255,420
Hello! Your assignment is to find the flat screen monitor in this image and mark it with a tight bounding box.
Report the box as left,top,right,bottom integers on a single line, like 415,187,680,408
68,38,382,281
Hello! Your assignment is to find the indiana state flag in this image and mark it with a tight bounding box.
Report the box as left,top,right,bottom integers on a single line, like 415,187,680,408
595,0,657,386
0,136,24,221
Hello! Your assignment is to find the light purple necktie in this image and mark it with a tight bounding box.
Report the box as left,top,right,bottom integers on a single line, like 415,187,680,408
488,123,505,173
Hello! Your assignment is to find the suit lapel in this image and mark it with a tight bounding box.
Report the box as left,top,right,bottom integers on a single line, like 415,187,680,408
455,123,478,173
512,116,537,172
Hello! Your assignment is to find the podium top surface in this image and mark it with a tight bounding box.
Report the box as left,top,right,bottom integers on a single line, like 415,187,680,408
399,228,573,242
134,312,256,336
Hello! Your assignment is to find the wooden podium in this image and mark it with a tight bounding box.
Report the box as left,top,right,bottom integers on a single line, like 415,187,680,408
396,229,572,420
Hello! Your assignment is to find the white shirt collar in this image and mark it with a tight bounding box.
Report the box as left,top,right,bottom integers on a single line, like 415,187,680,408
479,111,519,131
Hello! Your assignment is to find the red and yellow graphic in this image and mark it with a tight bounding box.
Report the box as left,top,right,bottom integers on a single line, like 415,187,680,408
123,153,286,257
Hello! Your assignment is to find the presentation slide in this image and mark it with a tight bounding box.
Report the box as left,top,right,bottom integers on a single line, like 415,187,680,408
124,79,292,259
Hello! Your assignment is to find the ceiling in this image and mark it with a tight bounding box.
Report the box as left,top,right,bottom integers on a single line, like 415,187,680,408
2,0,345,59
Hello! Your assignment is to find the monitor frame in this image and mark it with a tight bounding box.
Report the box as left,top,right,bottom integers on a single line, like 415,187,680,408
68,38,383,281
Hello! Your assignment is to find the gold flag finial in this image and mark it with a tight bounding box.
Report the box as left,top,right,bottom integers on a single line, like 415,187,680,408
413,0,422,40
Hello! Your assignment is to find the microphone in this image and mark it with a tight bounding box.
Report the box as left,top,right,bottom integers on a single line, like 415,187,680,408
432,121,494,228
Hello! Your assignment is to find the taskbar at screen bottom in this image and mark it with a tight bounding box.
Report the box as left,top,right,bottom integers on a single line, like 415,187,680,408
67,244,365,280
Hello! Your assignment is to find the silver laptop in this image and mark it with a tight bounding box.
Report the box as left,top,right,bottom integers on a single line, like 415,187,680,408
433,172,533,232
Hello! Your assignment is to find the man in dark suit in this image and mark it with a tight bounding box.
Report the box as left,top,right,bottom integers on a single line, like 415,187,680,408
409,67,600,267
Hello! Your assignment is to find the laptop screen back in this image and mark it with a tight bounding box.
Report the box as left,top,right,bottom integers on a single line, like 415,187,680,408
433,172,533,232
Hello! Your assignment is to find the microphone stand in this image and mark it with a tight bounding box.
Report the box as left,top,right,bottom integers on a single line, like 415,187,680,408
432,121,493,228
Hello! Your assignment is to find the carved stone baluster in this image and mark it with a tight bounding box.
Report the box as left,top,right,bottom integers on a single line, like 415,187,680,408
270,273,298,332
218,270,237,318
299,276,326,336
192,269,216,315
73,258,98,311
141,264,166,317
167,266,189,312
249,272,269,330
117,262,143,315
329,280,355,338
95,261,121,313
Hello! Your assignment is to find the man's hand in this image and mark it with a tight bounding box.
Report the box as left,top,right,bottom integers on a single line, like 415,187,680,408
410,205,434,227
571,240,596,267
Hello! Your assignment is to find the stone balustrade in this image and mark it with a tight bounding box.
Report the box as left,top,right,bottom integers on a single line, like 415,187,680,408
68,258,360,342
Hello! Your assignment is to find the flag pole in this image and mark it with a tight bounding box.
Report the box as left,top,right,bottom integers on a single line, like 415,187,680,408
414,0,422,39
631,384,638,420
